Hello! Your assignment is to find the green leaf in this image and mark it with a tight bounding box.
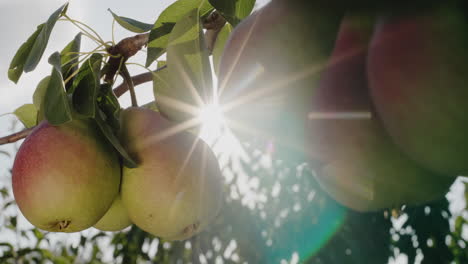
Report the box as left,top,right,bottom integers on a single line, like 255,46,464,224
44,52,73,125
8,3,68,83
61,33,82,91
33,76,51,123
13,104,38,128
209,0,255,26
8,24,44,83
32,228,44,241
152,66,170,108
157,60,167,68
212,23,232,75
97,83,121,130
94,109,137,168
162,8,213,121
108,9,153,33
32,76,51,123
33,76,50,109
146,0,213,67
141,101,159,112
71,53,103,118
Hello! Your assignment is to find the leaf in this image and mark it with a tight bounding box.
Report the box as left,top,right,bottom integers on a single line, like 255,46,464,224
13,104,38,128
71,53,103,118
94,109,137,168
152,66,170,107
209,0,255,26
146,0,213,67
32,228,44,241
108,9,153,33
61,33,82,91
33,76,50,109
163,8,213,121
141,101,159,112
97,83,121,130
8,3,68,83
0,188,9,199
44,52,73,125
212,23,232,75
8,24,44,83
32,76,51,123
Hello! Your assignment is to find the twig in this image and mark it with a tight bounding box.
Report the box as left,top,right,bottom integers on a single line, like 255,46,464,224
0,128,34,146
104,33,149,83
203,11,227,53
112,65,167,97
0,67,162,146
0,11,220,146
120,65,138,107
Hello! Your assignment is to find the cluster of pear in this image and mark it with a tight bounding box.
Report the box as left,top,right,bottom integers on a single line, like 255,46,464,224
12,107,223,240
218,0,465,211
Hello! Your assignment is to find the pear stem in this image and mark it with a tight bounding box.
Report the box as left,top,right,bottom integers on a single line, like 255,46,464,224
120,65,138,107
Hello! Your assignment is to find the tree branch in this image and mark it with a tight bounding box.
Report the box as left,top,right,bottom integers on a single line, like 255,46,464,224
0,127,34,145
0,11,222,146
203,11,227,53
112,65,167,97
104,33,149,83
0,67,164,146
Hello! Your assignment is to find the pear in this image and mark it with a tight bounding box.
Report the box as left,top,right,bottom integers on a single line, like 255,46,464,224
306,14,455,212
368,5,468,175
217,0,343,156
12,119,120,232
120,107,223,240
94,194,132,232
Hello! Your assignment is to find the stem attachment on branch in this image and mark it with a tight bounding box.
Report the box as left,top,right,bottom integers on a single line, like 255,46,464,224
104,33,149,83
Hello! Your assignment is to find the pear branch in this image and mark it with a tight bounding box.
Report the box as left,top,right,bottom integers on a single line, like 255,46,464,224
0,12,223,146
203,11,227,53
104,33,149,83
0,127,34,145
0,69,159,146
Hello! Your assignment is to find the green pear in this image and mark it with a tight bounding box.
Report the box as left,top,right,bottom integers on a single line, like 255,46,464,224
368,5,468,175
306,14,455,212
217,0,343,156
94,194,132,232
12,119,120,232
120,107,223,240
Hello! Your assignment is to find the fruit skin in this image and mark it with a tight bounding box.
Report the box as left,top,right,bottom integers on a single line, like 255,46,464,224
218,1,343,156
368,5,468,176
120,107,223,241
306,14,455,212
94,194,132,232
12,119,120,232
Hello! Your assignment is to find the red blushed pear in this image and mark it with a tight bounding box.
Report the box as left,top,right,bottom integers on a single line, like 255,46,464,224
217,0,343,157
305,14,455,212
368,5,468,176
120,107,223,241
12,119,120,232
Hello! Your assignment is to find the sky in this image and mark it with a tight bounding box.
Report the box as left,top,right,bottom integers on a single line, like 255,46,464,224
0,0,270,115
0,0,178,115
